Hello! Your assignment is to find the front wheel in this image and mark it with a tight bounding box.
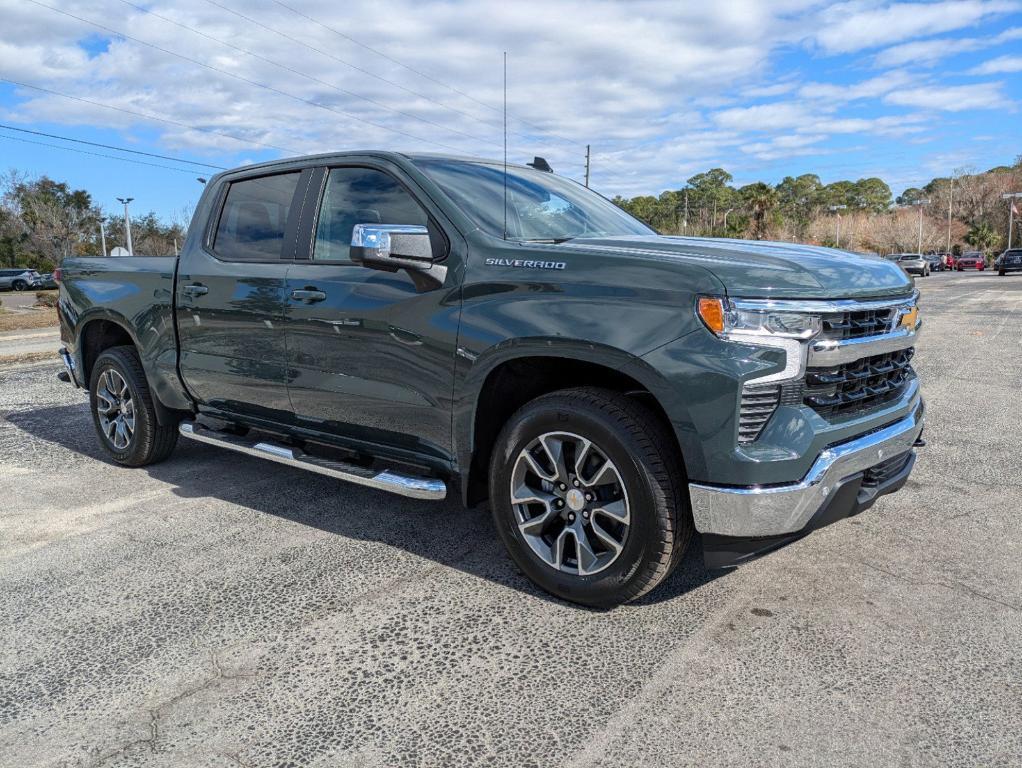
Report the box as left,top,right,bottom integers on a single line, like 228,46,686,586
89,345,178,466
489,388,691,607
12,280,26,291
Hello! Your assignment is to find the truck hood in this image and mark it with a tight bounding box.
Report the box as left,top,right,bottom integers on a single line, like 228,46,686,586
553,235,914,299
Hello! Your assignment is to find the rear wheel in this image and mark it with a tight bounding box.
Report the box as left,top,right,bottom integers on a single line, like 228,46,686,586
489,387,690,607
89,346,178,466
12,280,26,291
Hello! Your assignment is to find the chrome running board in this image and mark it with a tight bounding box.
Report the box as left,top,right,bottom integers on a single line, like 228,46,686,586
178,422,447,500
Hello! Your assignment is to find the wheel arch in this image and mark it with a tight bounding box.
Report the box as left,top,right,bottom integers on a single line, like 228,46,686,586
77,312,182,426
457,341,690,507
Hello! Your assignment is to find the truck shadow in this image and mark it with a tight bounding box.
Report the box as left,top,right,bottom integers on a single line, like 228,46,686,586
8,403,723,608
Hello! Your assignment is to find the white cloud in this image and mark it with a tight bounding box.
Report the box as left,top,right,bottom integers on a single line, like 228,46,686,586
810,0,1020,54
969,54,1022,73
871,26,1022,67
883,82,1006,110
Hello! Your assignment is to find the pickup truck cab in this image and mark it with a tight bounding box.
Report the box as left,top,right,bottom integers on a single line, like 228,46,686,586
58,151,925,606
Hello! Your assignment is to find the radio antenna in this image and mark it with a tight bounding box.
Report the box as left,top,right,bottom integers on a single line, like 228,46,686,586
503,50,508,241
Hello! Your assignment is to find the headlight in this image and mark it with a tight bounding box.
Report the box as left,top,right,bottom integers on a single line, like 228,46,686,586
697,297,822,341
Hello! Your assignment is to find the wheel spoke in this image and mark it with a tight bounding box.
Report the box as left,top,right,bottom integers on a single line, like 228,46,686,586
590,519,624,556
585,459,618,488
593,499,629,525
551,528,571,569
574,528,600,574
519,506,556,536
538,435,571,484
521,450,557,483
572,437,594,479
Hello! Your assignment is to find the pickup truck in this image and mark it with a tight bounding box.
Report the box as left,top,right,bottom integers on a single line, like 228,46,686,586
57,151,925,607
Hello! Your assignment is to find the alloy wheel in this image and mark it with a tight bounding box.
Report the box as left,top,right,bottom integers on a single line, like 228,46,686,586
509,431,630,576
95,368,135,450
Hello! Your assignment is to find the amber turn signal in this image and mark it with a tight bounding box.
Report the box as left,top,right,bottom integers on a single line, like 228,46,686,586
697,297,726,335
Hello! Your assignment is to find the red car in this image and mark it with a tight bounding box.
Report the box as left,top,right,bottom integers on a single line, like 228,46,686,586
956,252,986,271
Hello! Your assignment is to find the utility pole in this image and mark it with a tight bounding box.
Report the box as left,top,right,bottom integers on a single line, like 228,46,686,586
912,199,930,254
683,191,688,234
829,205,847,247
946,179,953,255
1003,192,1022,249
116,197,134,256
584,144,591,188
99,220,108,257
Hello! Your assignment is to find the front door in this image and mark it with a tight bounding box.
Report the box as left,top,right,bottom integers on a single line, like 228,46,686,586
176,170,306,421
283,164,461,463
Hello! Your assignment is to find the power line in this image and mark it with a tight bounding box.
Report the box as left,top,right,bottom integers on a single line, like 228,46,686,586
1,77,298,155
117,0,499,149
0,124,226,169
0,133,207,174
216,0,586,151
27,0,469,155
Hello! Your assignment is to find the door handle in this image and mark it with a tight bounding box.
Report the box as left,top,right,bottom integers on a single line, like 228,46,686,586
182,283,208,297
291,288,327,303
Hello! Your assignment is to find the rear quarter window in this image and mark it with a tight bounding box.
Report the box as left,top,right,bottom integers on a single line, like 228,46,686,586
212,172,301,261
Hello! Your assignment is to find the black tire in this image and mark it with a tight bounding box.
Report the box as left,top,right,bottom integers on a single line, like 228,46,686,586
12,280,26,291
89,345,178,466
489,387,691,608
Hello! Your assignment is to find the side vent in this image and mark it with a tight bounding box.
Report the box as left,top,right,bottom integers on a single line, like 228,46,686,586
738,384,781,444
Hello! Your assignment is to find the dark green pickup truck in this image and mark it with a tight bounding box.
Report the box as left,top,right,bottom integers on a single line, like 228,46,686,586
58,152,925,606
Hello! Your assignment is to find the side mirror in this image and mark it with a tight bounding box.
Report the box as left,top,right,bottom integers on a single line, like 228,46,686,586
350,224,433,272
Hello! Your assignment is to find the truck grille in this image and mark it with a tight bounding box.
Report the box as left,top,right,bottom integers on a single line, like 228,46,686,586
803,349,914,418
738,384,780,444
818,308,896,341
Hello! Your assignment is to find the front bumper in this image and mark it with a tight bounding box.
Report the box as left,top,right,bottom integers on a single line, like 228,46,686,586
689,400,924,544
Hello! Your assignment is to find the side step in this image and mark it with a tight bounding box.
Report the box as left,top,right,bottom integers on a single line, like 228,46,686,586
178,422,447,500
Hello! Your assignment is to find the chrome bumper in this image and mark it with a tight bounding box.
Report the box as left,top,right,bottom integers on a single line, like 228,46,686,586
689,403,925,537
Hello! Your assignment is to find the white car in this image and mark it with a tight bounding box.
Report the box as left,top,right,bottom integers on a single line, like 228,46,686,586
0,268,42,291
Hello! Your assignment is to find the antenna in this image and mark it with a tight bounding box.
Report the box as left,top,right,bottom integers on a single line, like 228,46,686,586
503,51,508,241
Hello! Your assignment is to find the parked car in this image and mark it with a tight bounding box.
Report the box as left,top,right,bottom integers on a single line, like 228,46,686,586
890,253,930,277
956,252,986,271
57,151,926,607
37,273,59,290
994,248,1022,276
924,254,946,272
0,268,42,291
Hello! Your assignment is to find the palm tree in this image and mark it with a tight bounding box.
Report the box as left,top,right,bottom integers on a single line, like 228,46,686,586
964,223,999,254
740,183,778,240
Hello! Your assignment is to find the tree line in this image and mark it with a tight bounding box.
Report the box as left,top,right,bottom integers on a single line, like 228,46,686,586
2,156,1019,270
612,158,1022,255
0,170,186,270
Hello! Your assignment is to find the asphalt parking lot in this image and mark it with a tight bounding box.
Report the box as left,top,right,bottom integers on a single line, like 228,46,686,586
1,272,1019,767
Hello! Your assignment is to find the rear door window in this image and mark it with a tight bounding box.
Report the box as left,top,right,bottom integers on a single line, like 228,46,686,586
213,173,301,261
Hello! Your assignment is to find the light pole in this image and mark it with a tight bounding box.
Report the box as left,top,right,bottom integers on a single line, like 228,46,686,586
1002,192,1022,249
723,208,734,235
946,179,954,255
910,199,930,254
829,205,847,247
116,197,134,256
99,220,107,257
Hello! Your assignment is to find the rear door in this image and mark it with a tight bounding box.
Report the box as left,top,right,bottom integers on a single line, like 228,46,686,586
282,162,463,464
176,168,312,422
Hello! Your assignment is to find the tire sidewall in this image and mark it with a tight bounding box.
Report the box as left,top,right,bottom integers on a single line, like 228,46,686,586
490,399,669,606
89,350,153,465
12,280,26,291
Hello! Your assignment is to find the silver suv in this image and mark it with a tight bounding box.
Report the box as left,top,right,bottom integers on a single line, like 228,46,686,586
0,268,42,291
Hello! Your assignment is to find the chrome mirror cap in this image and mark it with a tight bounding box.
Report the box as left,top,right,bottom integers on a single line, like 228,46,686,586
350,223,432,268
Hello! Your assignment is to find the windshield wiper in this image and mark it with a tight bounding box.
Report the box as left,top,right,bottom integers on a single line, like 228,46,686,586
520,237,575,244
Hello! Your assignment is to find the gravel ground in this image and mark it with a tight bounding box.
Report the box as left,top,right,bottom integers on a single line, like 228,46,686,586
0,272,1019,767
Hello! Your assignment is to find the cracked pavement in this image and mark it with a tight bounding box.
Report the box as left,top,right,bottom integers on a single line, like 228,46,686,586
1,273,1020,766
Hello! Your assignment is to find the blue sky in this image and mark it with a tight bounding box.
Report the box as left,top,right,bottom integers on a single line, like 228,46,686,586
1,0,1019,221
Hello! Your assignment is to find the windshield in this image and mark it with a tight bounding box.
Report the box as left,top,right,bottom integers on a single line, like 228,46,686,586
898,255,921,261
412,158,654,240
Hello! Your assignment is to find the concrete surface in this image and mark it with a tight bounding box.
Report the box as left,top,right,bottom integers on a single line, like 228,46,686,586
0,328,61,359
0,291,44,311
0,272,1019,767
